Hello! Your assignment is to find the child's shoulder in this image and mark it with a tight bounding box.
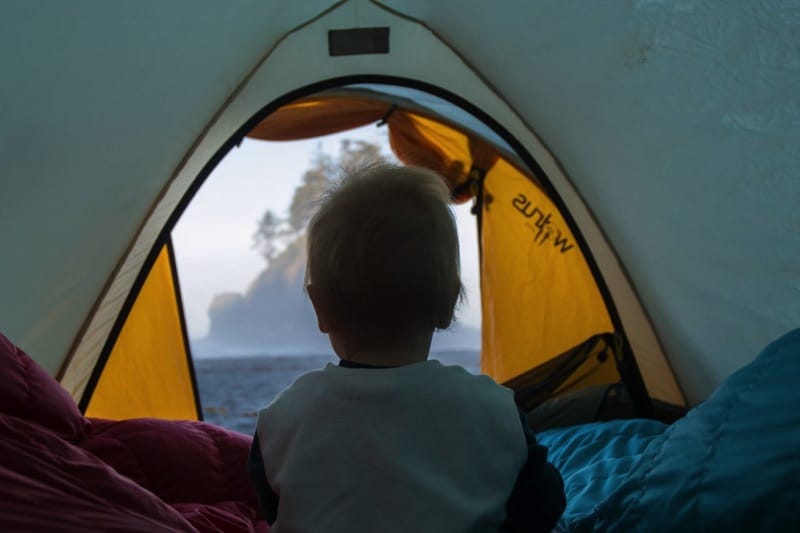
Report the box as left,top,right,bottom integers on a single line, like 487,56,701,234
430,359,501,384
260,365,333,407
426,360,515,401
280,363,335,393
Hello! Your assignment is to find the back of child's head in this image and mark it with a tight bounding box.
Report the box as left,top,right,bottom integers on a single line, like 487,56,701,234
306,162,463,341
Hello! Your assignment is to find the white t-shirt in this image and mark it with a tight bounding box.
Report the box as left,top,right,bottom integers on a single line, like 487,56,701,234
256,360,528,533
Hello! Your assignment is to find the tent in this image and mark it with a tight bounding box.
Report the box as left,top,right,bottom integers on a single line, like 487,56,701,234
1,1,797,422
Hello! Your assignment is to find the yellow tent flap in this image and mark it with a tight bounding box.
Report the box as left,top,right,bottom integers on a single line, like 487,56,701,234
84,241,200,420
479,157,617,383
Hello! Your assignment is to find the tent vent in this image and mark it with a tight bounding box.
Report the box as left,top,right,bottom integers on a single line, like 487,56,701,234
328,27,389,56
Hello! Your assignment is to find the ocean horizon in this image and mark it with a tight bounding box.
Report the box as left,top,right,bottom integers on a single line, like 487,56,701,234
193,350,481,435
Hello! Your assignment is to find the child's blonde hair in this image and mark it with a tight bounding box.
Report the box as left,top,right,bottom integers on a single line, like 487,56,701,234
306,163,463,341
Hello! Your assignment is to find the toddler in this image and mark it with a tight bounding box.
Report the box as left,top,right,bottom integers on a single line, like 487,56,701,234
248,163,565,532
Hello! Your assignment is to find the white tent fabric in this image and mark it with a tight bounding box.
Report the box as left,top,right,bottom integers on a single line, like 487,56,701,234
0,0,797,406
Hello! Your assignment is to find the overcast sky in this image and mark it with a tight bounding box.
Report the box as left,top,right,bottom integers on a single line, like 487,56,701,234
171,125,482,340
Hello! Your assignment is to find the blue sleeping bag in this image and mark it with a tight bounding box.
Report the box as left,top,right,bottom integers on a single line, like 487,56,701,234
538,329,800,532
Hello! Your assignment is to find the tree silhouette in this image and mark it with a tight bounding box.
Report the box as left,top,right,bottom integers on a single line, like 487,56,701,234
254,139,388,262
253,210,282,261
287,146,335,233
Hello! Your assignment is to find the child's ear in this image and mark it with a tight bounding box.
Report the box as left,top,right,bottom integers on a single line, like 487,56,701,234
307,284,330,334
436,282,461,329
436,308,455,330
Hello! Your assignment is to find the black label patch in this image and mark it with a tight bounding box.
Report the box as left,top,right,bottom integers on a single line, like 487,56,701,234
329,28,390,56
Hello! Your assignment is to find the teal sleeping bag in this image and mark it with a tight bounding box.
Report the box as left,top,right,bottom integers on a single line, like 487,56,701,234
538,329,800,532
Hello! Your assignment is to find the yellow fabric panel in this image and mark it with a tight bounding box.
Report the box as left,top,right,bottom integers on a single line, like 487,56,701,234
402,112,472,169
481,158,615,383
388,111,474,192
85,245,198,420
248,96,388,141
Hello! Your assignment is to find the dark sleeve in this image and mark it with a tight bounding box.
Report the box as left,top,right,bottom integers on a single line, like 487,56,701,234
247,433,279,524
502,409,566,533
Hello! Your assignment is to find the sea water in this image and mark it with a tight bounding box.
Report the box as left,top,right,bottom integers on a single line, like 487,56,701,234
194,351,480,435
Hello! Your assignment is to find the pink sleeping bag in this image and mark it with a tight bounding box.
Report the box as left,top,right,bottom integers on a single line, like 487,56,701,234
0,332,267,532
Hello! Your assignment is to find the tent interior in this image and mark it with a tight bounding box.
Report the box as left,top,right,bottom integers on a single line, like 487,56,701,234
1,0,798,530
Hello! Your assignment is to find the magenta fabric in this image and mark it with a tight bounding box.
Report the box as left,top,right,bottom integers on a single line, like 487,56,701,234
0,332,87,442
83,417,258,509
0,332,267,532
173,502,269,533
0,412,194,531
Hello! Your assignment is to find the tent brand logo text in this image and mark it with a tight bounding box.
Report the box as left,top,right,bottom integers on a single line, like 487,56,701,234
512,194,575,254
